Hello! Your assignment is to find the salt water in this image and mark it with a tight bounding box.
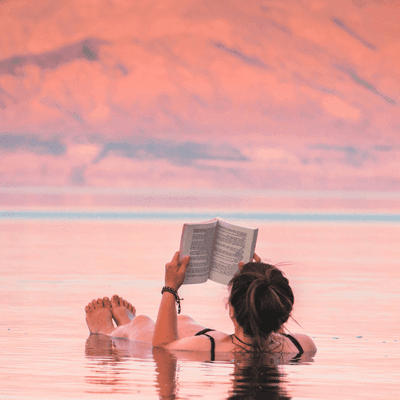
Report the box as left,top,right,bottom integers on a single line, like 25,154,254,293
1,212,399,399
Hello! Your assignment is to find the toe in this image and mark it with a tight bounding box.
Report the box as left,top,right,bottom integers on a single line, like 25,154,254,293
111,295,120,307
91,299,97,309
103,297,111,308
97,298,104,307
85,305,92,313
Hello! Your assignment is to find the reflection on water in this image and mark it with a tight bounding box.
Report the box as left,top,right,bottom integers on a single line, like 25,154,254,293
85,334,315,399
229,362,289,400
85,335,153,392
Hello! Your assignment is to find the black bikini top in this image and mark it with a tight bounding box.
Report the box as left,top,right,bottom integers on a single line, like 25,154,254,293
194,330,304,361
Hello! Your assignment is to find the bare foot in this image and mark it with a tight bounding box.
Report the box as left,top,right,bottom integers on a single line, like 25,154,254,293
111,294,136,326
85,297,115,335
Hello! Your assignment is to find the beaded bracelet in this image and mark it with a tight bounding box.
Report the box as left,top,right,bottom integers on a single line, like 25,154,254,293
161,286,183,314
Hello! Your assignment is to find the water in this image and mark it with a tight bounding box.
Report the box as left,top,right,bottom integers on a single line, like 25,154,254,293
1,215,399,399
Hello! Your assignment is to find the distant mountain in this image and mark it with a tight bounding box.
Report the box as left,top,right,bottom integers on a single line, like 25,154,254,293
0,0,399,193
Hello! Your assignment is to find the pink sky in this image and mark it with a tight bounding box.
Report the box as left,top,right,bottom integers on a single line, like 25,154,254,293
1,0,399,210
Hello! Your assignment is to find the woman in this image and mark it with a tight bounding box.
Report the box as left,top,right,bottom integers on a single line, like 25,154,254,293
85,252,316,359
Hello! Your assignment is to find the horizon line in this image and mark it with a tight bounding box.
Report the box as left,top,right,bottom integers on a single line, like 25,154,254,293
1,186,400,199
1,209,400,223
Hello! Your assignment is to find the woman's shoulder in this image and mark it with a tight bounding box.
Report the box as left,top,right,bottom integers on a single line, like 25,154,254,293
164,330,230,352
276,332,317,353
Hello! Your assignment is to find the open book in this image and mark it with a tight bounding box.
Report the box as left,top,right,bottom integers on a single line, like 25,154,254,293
179,217,258,285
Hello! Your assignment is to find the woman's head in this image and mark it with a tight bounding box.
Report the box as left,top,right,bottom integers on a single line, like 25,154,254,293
228,262,294,350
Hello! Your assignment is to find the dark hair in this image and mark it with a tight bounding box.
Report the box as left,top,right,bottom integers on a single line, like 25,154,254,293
228,262,294,352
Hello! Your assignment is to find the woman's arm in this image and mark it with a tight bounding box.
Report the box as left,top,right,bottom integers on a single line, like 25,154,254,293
152,252,190,347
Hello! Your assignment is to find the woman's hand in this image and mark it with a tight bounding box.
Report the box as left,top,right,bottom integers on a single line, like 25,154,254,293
238,252,261,270
164,252,190,291
253,253,261,263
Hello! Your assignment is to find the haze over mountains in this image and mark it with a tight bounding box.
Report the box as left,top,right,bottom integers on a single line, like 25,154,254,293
1,0,399,205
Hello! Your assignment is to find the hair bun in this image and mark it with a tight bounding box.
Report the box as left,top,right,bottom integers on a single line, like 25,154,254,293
228,262,294,351
256,276,272,290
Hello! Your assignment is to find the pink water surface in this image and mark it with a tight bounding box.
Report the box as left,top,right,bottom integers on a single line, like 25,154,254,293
1,219,399,399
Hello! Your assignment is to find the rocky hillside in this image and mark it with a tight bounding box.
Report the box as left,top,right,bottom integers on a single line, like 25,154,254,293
0,0,399,192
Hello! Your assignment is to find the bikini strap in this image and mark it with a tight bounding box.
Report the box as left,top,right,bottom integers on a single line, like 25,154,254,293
282,333,304,355
195,329,216,361
195,328,215,336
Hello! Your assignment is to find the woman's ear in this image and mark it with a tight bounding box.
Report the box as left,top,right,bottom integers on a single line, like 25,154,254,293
228,303,235,319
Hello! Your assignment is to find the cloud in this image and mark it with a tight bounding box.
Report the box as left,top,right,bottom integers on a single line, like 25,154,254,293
92,139,248,166
0,134,66,156
0,38,109,77
212,42,270,69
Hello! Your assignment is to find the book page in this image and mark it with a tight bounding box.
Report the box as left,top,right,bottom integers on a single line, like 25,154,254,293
179,219,217,284
209,218,258,285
